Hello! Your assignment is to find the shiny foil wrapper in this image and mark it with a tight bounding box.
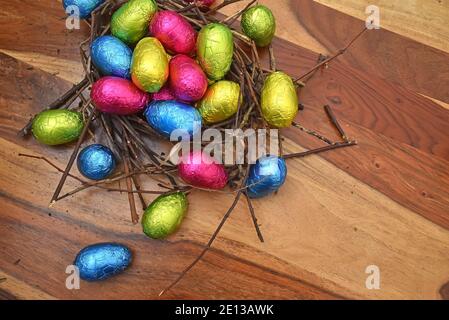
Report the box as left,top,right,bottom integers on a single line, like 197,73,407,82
91,35,132,79
131,37,169,93
31,110,84,145
197,80,240,124
141,192,188,239
149,10,196,55
197,23,234,80
74,243,132,281
144,100,202,139
169,55,208,103
63,0,104,19
246,156,287,198
241,5,276,47
77,144,116,180
91,76,150,115
178,151,228,190
261,71,298,128
111,0,158,45
151,85,176,101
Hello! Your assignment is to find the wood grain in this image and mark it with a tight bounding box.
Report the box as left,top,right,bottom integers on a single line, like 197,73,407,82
1,0,449,300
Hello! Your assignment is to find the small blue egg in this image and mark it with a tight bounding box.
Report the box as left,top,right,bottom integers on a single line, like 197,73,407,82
74,243,132,281
63,0,104,19
246,156,287,198
144,100,202,139
77,144,116,180
91,36,132,79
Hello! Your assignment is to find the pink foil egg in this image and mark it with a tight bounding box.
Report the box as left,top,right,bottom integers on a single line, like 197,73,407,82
185,0,215,7
151,85,176,101
178,151,228,190
91,76,150,115
149,10,196,55
169,55,208,103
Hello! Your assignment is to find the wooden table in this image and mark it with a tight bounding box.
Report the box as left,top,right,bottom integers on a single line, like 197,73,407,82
0,0,449,300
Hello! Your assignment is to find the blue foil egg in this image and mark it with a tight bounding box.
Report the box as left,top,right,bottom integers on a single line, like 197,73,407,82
144,100,202,139
74,243,132,281
77,144,116,180
246,156,287,198
63,0,104,19
91,35,132,79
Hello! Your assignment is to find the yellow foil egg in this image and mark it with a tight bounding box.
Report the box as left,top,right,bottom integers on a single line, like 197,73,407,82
261,72,298,128
197,23,234,81
131,37,169,93
197,80,240,124
141,192,188,239
111,0,158,46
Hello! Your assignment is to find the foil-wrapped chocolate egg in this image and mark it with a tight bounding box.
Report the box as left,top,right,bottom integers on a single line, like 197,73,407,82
131,37,169,93
197,80,240,124
74,243,132,281
77,144,116,180
151,85,176,101
141,192,188,239
91,76,150,115
31,110,84,146
144,100,202,139
197,23,234,80
246,155,287,198
184,0,215,7
261,72,298,128
63,0,104,19
178,151,228,189
111,0,158,46
149,10,196,55
91,35,132,79
241,5,276,47
169,55,208,103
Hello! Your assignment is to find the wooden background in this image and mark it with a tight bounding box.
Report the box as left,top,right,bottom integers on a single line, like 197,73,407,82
0,0,449,300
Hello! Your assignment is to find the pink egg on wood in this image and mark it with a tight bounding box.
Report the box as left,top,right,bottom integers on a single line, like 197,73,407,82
178,151,228,190
91,76,150,115
149,10,197,55
169,54,208,103
151,85,176,101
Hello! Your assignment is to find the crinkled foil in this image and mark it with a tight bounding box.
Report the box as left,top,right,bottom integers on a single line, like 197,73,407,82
131,37,169,93
77,144,116,180
111,0,158,45
170,55,208,103
141,192,188,239
74,243,132,281
91,35,132,79
197,23,234,80
241,5,276,47
197,80,240,123
246,156,287,198
31,110,84,145
63,0,104,19
261,71,298,128
91,76,150,115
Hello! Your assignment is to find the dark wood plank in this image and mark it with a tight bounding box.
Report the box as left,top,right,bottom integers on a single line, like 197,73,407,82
293,0,449,104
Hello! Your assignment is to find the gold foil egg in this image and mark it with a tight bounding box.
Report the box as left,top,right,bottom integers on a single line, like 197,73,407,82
111,0,158,46
131,37,169,93
197,23,234,81
31,109,84,145
141,192,188,239
197,80,240,124
261,72,298,128
241,5,276,47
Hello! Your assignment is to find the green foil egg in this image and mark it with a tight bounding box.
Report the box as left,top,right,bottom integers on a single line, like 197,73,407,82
197,80,240,124
241,5,276,47
197,23,234,81
111,0,158,46
131,37,169,93
31,110,84,145
141,192,188,239
261,72,298,128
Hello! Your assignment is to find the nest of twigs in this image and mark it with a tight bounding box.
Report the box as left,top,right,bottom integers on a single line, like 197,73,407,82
18,0,365,295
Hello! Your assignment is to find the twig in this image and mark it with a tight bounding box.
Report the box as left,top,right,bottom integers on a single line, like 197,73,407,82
122,130,139,224
283,141,357,159
324,105,348,142
244,192,264,243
